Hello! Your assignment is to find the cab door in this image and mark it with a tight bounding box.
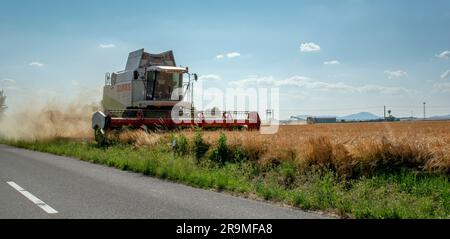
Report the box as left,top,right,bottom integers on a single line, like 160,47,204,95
146,71,157,100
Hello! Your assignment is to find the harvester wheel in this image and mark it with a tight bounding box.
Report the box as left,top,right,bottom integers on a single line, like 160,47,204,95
94,127,107,146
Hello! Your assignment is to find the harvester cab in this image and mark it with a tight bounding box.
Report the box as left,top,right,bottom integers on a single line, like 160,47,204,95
92,49,261,144
102,49,191,112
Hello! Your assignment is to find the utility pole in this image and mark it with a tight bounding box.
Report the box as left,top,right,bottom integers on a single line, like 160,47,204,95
266,109,273,120
191,80,194,109
384,106,386,120
423,102,426,120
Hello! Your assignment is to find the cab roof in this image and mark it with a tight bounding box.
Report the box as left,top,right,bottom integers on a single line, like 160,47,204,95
148,65,188,73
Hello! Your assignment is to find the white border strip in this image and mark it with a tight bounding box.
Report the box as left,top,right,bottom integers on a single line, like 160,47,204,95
7,181,58,214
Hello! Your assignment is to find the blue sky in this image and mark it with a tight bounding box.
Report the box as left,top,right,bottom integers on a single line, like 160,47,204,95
1,0,450,119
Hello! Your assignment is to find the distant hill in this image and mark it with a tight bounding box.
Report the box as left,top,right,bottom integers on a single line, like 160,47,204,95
290,112,382,121
337,112,382,121
428,114,450,120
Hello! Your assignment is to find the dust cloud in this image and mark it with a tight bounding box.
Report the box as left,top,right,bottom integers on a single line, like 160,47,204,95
0,90,101,140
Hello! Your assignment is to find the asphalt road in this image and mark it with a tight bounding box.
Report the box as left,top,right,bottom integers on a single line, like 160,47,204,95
0,144,327,219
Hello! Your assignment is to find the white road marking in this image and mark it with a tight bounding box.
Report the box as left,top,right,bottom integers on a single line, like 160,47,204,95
6,181,58,214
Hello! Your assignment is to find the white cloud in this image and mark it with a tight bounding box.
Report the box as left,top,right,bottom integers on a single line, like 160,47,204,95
275,76,361,92
1,78,17,90
29,62,44,67
441,70,450,79
226,52,241,58
216,52,241,59
198,74,222,81
300,42,321,52
436,50,450,59
433,82,450,92
229,76,275,88
229,75,417,95
384,70,408,79
1,78,15,84
324,60,340,65
99,43,116,49
356,84,416,94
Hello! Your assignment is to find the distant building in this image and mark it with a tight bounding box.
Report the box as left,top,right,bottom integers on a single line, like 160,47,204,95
384,115,400,122
306,117,337,124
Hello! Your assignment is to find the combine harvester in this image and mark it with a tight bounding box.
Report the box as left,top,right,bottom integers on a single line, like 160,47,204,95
92,49,261,143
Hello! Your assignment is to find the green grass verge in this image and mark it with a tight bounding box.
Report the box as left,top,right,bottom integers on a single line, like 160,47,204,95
1,138,449,219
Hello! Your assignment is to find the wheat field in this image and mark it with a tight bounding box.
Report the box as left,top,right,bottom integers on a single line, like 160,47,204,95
148,121,450,177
